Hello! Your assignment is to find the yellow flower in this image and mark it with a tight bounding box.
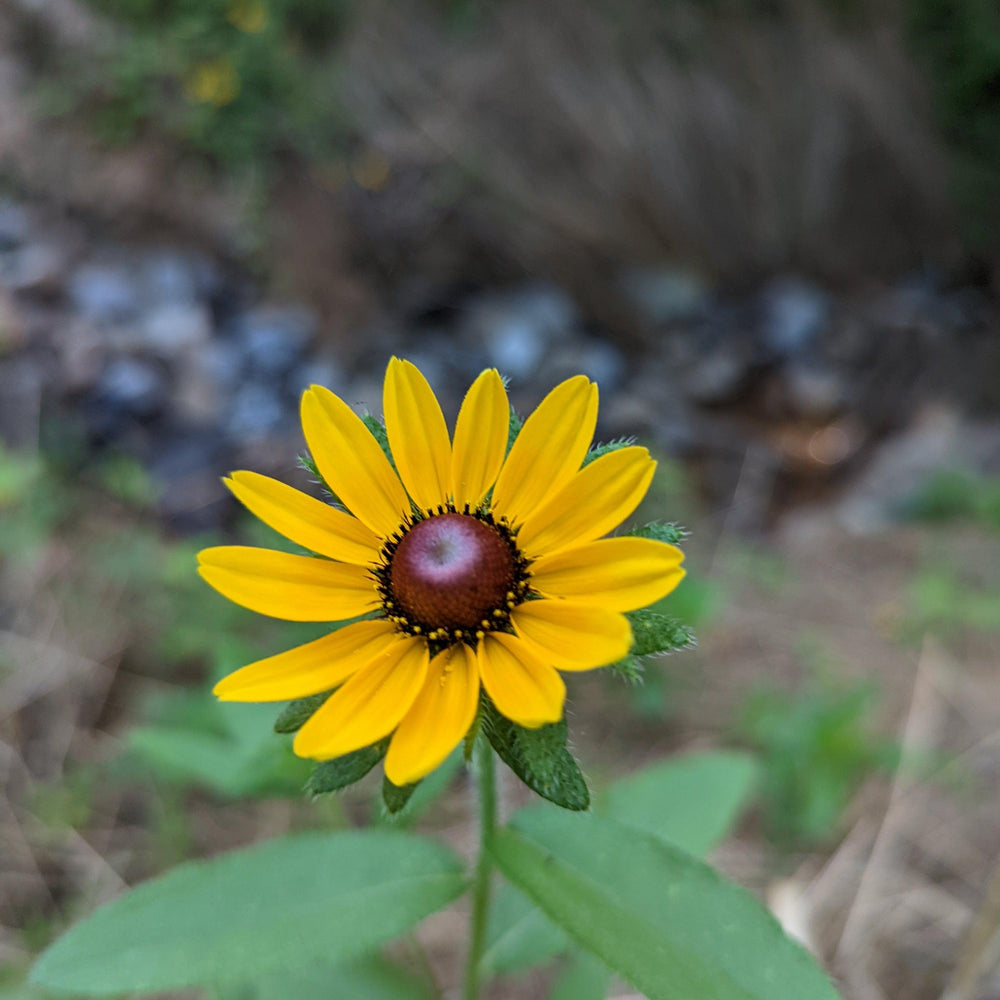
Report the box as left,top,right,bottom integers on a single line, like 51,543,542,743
198,359,685,786
183,57,240,107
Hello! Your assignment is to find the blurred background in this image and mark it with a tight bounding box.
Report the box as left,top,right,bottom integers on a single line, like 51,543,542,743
3,0,1000,997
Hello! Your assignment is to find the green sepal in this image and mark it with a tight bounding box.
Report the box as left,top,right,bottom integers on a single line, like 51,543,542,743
382,774,419,815
582,437,636,467
608,610,696,685
626,609,695,657
506,407,523,454
628,520,688,545
274,693,329,734
306,739,389,796
481,698,589,811
362,414,397,470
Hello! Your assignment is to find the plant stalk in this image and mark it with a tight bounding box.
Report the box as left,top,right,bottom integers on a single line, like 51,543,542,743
462,738,497,1000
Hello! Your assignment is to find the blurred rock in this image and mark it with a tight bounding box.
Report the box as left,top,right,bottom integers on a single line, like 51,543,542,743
0,288,26,354
781,360,848,420
759,277,830,357
140,302,213,358
53,320,106,393
0,242,67,294
287,354,346,397
96,355,170,420
236,305,316,377
140,249,214,305
618,266,708,326
469,283,579,379
69,263,140,324
225,381,288,443
0,201,33,250
549,338,628,391
683,346,752,405
149,430,228,533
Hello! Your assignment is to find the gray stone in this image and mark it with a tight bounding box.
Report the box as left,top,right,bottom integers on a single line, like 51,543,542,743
0,242,67,293
549,338,628,391
0,202,33,251
760,277,830,357
684,348,751,405
97,356,169,419
69,264,140,324
236,305,316,376
618,266,709,326
225,382,289,442
287,355,346,397
470,283,580,379
196,338,246,393
783,360,848,419
140,250,210,305
140,303,213,358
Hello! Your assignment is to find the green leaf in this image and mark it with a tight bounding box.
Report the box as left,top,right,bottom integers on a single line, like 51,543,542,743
629,521,688,545
481,700,589,810
218,955,435,1000
307,739,389,795
362,414,397,470
31,830,466,996
391,747,465,823
491,809,841,1000
600,751,759,856
548,951,611,1000
625,609,695,657
274,693,329,734
480,882,569,975
382,774,419,815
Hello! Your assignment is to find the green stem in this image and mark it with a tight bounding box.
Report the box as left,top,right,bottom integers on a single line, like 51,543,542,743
462,738,497,1000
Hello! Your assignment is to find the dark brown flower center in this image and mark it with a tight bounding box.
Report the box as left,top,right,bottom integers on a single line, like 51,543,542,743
388,513,517,635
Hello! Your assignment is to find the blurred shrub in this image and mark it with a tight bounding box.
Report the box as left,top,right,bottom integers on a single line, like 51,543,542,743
77,0,355,166
736,661,895,846
907,0,1000,248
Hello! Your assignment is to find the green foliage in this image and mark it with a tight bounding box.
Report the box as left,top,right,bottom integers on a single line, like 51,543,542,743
31,830,466,995
905,565,1000,637
217,955,437,1000
482,749,758,979
491,808,842,1000
481,699,590,811
737,673,892,846
378,747,465,824
907,0,1000,247
905,468,1000,531
382,774,419,815
273,692,329,733
480,883,570,975
306,739,389,795
602,751,759,856
68,0,355,168
548,952,611,1000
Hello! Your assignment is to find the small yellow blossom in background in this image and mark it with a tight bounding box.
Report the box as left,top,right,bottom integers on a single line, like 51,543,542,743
198,360,685,786
349,147,392,192
226,0,269,34
183,57,240,107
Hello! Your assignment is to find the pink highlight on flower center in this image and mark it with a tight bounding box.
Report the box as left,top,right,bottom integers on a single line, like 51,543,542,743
390,513,515,631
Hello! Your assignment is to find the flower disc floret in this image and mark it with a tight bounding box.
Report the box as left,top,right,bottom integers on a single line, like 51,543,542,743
377,509,529,641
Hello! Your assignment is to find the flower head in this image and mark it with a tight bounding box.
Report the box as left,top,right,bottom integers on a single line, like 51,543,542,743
198,359,684,787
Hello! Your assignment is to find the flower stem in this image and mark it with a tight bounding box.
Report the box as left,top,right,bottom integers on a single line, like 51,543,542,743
462,738,497,1000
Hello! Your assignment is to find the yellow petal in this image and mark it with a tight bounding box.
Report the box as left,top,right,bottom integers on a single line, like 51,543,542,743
213,620,400,701
516,447,656,557
451,369,509,509
384,358,452,511
511,600,632,671
384,643,479,786
529,537,685,612
477,632,564,728
301,385,410,537
491,376,598,525
198,546,378,621
225,471,381,565
293,637,428,759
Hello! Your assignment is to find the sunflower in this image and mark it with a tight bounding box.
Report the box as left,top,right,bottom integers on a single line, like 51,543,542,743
198,358,685,787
